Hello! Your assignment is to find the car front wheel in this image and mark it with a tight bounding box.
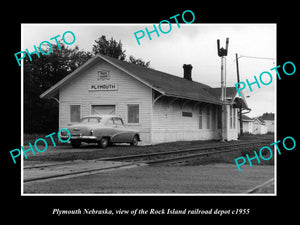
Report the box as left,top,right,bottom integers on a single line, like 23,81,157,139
98,137,109,148
130,135,139,146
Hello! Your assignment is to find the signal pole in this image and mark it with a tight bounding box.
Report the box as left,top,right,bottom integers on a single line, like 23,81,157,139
217,38,229,101
217,38,229,141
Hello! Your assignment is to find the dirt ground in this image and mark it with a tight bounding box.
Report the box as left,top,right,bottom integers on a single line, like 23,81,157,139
23,163,274,194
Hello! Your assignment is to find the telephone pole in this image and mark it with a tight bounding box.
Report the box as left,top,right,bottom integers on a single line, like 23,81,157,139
235,54,275,137
235,53,243,137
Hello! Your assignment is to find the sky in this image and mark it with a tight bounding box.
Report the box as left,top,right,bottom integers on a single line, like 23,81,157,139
22,23,276,118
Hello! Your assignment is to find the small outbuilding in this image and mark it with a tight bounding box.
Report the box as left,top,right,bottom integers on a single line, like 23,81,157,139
40,54,249,145
238,115,254,134
252,117,268,135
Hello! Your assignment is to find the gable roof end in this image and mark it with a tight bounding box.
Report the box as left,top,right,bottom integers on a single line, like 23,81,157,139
39,56,102,99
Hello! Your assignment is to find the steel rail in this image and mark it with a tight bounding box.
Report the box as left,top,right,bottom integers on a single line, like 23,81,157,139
23,140,271,183
23,163,142,183
246,178,275,193
146,147,242,165
99,140,269,162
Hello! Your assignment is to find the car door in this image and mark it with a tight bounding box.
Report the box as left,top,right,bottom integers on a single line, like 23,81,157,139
111,117,133,143
103,118,117,138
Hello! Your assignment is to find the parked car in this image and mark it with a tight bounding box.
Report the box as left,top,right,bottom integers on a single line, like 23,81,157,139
60,115,140,148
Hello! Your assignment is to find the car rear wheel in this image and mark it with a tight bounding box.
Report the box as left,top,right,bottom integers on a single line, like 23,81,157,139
98,137,109,149
130,135,139,146
71,140,81,148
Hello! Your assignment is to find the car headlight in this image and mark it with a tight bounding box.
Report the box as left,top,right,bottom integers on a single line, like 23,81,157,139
60,130,67,136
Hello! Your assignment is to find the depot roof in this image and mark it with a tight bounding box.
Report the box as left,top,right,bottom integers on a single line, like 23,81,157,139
40,54,249,109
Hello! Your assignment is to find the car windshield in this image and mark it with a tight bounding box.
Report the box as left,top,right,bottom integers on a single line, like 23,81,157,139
80,117,102,124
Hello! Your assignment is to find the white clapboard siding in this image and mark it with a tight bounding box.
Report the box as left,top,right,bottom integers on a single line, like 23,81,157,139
223,105,238,140
59,60,153,144
151,98,222,143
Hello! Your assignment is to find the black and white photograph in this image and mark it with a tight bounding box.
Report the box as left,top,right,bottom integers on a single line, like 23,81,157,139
4,5,298,221
21,23,276,195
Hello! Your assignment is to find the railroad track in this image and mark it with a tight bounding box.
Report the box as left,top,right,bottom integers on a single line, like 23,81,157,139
246,178,275,194
23,162,143,183
100,140,270,164
24,140,270,183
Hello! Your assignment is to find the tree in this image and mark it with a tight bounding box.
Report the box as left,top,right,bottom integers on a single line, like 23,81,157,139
92,35,150,67
24,42,92,133
128,55,150,68
92,35,126,60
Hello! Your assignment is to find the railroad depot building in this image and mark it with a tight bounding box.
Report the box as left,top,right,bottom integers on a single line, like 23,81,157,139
40,54,249,145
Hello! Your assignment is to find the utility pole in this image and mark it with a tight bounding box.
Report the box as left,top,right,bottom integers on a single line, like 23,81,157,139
234,54,274,137
235,53,243,137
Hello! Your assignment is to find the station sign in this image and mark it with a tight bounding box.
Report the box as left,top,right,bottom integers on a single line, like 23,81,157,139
89,83,118,91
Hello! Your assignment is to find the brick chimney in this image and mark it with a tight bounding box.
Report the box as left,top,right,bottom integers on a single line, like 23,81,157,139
183,64,193,81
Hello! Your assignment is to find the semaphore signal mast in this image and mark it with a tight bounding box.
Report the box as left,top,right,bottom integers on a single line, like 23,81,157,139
217,37,229,141
217,37,229,101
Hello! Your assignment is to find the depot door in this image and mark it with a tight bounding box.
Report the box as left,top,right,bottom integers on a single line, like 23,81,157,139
91,105,115,115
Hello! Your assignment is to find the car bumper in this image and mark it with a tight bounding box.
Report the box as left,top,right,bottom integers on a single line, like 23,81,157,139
60,135,97,141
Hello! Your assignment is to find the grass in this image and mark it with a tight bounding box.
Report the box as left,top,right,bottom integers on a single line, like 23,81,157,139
23,133,275,168
239,133,274,141
186,146,274,167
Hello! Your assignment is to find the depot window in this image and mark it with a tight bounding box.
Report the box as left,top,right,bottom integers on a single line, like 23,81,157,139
70,105,81,122
230,106,236,129
127,104,139,124
182,112,192,117
217,106,222,129
199,107,203,129
230,106,233,129
206,106,210,129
